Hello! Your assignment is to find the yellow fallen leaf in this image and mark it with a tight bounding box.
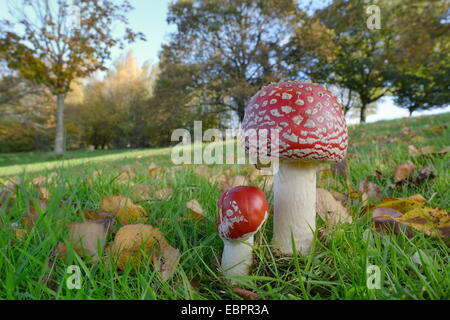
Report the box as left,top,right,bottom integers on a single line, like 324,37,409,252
14,228,28,241
372,200,450,239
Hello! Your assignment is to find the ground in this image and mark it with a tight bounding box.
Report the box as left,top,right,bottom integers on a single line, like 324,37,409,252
0,113,449,299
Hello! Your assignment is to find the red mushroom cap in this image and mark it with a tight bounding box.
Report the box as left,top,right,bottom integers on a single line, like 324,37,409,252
217,186,269,240
241,81,348,162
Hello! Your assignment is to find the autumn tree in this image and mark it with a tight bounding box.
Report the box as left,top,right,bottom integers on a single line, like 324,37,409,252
0,0,144,156
74,51,157,149
162,0,298,122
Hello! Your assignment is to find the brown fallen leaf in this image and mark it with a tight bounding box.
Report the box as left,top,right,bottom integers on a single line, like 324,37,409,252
220,175,249,191
37,186,50,201
33,176,46,186
68,220,110,262
131,184,151,200
148,165,164,176
331,158,347,177
232,287,259,300
101,196,147,224
414,166,436,185
186,199,205,220
195,165,211,178
108,224,180,280
316,188,352,229
22,199,47,228
393,163,416,184
154,188,173,200
151,237,181,281
359,178,382,205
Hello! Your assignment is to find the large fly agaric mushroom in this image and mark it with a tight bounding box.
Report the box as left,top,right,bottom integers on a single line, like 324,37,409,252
241,81,348,255
217,186,268,278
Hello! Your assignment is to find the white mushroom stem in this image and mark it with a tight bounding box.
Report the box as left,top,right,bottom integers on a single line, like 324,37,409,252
221,236,254,278
272,161,317,255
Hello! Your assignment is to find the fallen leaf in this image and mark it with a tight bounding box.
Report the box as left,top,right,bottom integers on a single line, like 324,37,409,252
371,200,450,239
151,237,181,281
316,188,352,229
393,163,416,184
108,224,180,279
22,200,47,228
186,199,204,220
14,228,28,241
220,175,249,191
101,196,147,224
232,288,259,300
331,159,347,177
37,186,50,201
359,178,382,205
32,176,46,186
154,188,173,200
131,184,151,200
414,166,436,185
148,165,164,176
68,220,110,262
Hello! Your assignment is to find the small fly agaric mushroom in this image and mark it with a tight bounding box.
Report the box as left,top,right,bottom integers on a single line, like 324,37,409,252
217,186,268,278
241,81,348,255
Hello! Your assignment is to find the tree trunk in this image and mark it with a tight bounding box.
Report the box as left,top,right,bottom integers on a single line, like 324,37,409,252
359,104,367,123
409,109,413,117
54,93,65,156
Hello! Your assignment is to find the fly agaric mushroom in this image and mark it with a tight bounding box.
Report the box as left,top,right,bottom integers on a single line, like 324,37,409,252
241,81,348,255
217,186,268,278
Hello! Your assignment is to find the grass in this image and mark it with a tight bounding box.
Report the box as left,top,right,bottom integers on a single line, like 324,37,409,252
0,113,449,300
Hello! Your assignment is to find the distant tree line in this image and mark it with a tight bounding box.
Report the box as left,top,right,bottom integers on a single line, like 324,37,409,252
0,0,449,153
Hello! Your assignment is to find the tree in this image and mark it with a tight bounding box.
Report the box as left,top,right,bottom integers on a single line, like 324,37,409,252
0,0,144,155
387,0,450,115
288,0,395,122
72,51,157,149
163,0,298,122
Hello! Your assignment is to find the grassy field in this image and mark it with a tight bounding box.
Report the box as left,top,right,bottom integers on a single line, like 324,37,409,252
0,113,449,300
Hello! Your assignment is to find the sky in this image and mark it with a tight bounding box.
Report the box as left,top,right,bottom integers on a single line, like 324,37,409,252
1,0,449,123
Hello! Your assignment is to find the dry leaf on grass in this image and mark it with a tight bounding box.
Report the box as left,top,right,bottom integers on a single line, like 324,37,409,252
232,287,259,300
154,188,173,200
67,220,110,262
131,184,151,200
108,224,180,280
220,175,249,191
393,163,416,184
101,196,147,224
22,199,47,228
148,164,165,176
359,178,382,205
316,188,352,229
371,200,450,239
186,199,204,220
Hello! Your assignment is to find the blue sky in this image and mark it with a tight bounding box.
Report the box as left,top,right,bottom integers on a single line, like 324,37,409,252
1,0,448,122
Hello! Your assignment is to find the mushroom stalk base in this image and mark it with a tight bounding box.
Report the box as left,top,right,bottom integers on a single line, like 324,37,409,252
272,161,317,255
221,236,254,279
